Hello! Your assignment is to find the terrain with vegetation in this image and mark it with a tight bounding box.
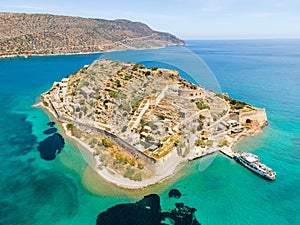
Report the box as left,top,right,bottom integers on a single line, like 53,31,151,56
38,59,268,188
0,12,184,57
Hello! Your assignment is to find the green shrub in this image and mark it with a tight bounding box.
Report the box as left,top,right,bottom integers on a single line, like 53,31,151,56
140,119,148,128
124,75,132,80
102,138,113,148
229,98,247,110
81,106,87,113
124,168,135,179
121,126,128,132
133,173,142,181
109,91,119,98
133,64,140,69
120,102,131,112
195,139,205,147
146,135,154,142
196,101,210,110
115,79,121,87
220,139,229,147
158,115,165,120
199,114,205,119
66,123,74,130
89,138,98,146
137,163,144,169
197,124,203,131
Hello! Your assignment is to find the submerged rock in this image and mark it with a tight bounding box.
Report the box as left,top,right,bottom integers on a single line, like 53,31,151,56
163,203,200,225
96,192,201,225
43,128,57,135
37,133,64,160
168,189,182,199
47,121,55,127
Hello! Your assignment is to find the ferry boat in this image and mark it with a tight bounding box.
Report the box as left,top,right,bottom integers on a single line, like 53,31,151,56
234,152,276,180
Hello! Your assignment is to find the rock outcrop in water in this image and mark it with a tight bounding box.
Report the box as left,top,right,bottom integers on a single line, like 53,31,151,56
169,189,182,199
0,12,185,57
96,193,201,225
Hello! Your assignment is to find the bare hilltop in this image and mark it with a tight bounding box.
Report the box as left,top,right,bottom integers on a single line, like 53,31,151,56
0,12,184,57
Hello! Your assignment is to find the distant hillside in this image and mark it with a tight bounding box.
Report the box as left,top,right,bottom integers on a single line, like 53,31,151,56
0,13,185,57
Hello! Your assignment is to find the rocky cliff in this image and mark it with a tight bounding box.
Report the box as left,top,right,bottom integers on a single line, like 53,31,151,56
0,12,185,57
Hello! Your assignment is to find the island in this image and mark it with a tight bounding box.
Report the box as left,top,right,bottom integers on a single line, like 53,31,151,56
0,13,184,58
38,59,268,189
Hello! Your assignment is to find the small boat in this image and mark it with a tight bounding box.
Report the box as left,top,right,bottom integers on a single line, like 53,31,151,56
234,152,276,180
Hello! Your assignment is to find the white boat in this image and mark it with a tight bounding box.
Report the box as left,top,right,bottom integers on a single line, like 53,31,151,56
234,152,276,180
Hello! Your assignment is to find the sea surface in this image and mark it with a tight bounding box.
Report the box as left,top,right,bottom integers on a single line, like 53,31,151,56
0,39,299,225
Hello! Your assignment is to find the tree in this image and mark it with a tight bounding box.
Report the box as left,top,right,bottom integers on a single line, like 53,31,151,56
121,126,128,132
115,79,121,88
246,118,252,123
124,75,132,80
102,138,113,148
133,64,140,69
140,119,148,128
220,139,229,147
196,101,210,110
197,124,203,131
195,139,205,147
109,91,119,98
158,115,165,120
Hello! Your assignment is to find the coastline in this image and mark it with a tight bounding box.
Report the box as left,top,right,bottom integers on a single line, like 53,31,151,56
0,51,103,59
0,44,182,59
34,101,186,190
35,100,267,189
62,122,185,189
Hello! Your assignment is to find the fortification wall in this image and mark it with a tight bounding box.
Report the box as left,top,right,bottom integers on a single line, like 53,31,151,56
239,108,268,126
152,148,182,176
58,115,156,166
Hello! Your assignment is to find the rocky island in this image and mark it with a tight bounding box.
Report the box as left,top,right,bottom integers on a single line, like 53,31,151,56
0,13,184,58
39,59,268,189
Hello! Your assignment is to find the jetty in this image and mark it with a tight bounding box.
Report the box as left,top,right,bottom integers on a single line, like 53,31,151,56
219,147,235,158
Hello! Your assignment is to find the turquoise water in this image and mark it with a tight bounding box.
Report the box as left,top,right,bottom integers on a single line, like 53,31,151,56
0,40,299,224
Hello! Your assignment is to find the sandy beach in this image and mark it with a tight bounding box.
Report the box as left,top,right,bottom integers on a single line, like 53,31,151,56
61,122,185,189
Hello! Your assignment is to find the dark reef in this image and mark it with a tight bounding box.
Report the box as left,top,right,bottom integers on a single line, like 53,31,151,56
96,193,201,225
169,189,182,199
37,133,65,160
43,128,57,135
4,113,37,156
47,121,55,127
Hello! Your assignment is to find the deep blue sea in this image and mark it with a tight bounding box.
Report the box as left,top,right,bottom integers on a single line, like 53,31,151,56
0,39,299,225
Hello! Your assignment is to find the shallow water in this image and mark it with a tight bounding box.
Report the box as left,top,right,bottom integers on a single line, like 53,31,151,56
0,40,299,224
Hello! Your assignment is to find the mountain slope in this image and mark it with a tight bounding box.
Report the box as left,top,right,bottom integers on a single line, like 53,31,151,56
0,13,185,57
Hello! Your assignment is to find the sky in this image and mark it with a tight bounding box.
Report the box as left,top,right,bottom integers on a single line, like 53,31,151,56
1,0,300,39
